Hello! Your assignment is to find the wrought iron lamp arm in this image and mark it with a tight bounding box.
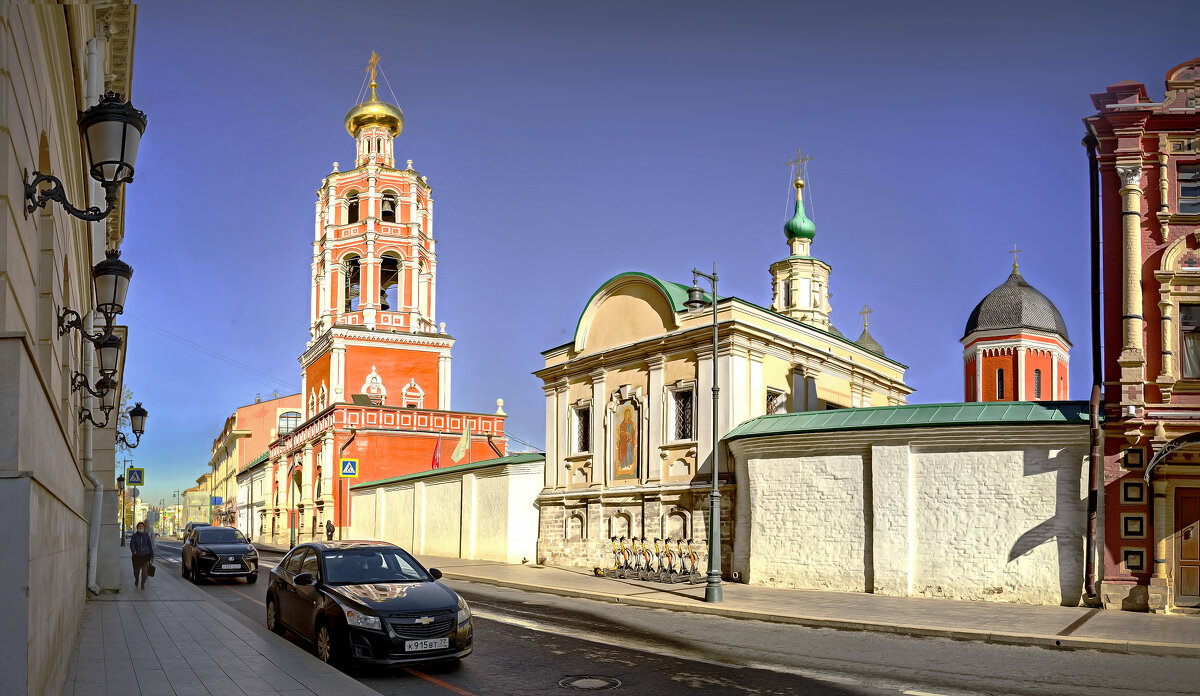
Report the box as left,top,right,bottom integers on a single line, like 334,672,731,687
71,371,110,397
57,306,116,343
115,431,142,449
78,407,112,429
24,169,118,222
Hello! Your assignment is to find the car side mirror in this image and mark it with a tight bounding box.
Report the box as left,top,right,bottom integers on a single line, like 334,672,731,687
294,572,315,586
428,568,442,580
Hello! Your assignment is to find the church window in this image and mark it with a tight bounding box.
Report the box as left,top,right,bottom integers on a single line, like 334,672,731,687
381,193,398,222
572,405,591,453
1179,163,1200,214
766,389,787,415
782,280,793,308
343,257,361,312
668,387,695,442
1034,369,1042,399
1182,304,1200,378
996,369,1005,399
346,191,360,224
278,411,301,436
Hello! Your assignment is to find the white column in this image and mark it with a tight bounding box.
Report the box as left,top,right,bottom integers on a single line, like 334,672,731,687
748,350,765,419
1017,347,1026,400
543,385,559,488
647,357,665,483
975,348,984,401
558,386,571,485
321,433,335,504
696,347,714,476
301,443,314,507
332,343,346,403
590,372,607,487
716,346,735,473
729,347,750,429
1050,351,1059,399
439,353,452,409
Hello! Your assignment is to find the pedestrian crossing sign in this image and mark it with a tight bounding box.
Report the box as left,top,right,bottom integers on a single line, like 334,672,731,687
126,468,144,486
340,459,358,478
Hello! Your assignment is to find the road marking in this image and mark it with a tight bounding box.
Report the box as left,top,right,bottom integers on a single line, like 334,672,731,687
471,608,743,669
903,691,953,696
404,668,477,696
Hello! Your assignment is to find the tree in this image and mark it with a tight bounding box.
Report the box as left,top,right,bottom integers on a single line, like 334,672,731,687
115,385,135,453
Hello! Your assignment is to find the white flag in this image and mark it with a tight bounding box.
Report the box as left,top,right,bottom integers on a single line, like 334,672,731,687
451,422,471,463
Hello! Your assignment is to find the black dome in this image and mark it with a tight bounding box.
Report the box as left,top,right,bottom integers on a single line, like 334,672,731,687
963,270,1069,342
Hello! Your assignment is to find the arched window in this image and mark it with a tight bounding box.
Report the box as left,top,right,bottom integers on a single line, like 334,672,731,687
381,193,397,222
1034,369,1042,399
346,191,360,224
380,254,400,311
278,411,301,436
342,256,361,312
996,369,1005,400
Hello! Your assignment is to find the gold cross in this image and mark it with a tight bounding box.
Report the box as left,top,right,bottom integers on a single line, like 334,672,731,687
366,51,380,84
786,148,813,169
1007,242,1024,270
859,304,872,328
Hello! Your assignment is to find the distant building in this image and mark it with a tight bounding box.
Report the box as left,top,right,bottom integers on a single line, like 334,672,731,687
207,393,301,527
962,262,1071,402
236,453,270,541
1085,57,1200,612
535,174,912,572
182,476,211,527
265,58,507,548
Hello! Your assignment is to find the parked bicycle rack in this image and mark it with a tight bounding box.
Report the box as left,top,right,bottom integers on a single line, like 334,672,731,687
593,536,706,584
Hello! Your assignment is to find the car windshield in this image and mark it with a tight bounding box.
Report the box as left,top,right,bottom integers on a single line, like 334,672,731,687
323,548,429,585
198,528,247,544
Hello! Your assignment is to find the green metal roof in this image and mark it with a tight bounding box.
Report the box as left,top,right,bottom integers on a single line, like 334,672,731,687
725,401,1089,442
350,452,545,490
238,451,270,476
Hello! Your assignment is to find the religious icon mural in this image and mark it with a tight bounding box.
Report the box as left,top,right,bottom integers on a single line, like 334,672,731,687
612,399,640,481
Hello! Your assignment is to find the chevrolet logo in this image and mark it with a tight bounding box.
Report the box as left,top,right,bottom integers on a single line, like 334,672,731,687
415,616,434,625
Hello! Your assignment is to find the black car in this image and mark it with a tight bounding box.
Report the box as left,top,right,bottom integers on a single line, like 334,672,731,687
183,521,210,535
181,526,259,583
265,541,472,666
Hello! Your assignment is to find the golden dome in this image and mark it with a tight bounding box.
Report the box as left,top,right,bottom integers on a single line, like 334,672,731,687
344,80,404,138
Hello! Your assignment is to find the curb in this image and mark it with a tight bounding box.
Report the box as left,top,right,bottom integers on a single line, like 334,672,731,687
440,570,1200,659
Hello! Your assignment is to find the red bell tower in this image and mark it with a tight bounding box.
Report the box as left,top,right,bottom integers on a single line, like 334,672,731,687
301,54,452,415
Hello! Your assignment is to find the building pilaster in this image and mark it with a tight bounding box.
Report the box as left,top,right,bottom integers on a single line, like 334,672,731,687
1117,163,1146,406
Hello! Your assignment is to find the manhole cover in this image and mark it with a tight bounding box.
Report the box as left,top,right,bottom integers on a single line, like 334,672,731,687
559,676,621,690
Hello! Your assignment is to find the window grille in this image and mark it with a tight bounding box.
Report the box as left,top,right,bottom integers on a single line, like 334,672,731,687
1034,369,1042,399
574,407,591,453
1182,304,1200,378
997,369,1005,400
673,389,694,441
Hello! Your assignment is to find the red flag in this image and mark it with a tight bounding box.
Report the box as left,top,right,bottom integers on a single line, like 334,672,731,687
431,433,441,469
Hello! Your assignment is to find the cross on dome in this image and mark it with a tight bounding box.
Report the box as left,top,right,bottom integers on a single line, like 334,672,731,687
859,304,872,328
1007,243,1024,272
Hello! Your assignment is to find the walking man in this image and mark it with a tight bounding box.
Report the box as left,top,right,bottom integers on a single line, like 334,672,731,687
325,519,334,541
130,521,154,589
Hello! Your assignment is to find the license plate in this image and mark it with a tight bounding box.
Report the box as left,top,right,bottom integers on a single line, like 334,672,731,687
220,563,240,569
405,638,449,651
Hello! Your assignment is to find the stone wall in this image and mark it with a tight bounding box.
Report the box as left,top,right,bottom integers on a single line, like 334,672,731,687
729,424,1089,606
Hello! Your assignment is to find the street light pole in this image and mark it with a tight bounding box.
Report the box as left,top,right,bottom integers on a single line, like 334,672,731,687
685,263,723,604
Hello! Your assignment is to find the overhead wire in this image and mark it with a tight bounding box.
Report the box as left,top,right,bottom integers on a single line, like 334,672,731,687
123,313,299,392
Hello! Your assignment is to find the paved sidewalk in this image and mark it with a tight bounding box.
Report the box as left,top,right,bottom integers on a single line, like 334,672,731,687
415,554,1200,658
60,553,381,696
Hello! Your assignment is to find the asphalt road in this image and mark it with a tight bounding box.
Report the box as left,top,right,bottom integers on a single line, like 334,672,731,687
152,541,1198,696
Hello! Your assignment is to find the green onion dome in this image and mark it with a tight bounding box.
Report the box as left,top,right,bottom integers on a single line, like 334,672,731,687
784,177,817,240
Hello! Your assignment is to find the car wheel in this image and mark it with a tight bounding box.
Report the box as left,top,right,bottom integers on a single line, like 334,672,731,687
266,597,284,635
189,564,201,584
181,561,189,579
315,622,344,666
246,573,258,584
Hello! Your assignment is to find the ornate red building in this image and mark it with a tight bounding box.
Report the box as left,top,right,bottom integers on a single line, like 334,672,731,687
265,57,506,545
1086,58,1200,612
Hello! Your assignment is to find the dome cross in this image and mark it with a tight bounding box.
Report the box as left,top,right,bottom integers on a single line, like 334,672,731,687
1007,243,1024,271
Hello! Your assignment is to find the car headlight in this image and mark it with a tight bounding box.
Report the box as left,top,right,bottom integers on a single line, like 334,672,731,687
245,548,258,557
199,550,217,559
345,608,381,630
456,595,471,625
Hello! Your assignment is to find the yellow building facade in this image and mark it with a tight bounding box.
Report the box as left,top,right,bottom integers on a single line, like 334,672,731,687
535,177,912,572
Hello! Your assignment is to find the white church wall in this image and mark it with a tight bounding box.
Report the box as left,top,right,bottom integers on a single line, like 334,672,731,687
730,424,1089,606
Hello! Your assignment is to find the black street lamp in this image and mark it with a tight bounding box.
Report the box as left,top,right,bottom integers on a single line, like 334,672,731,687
684,264,723,604
24,92,146,222
116,402,148,449
57,249,134,343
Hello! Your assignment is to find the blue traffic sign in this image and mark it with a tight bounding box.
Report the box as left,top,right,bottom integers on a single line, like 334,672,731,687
211,496,222,505
126,468,144,486
340,459,358,478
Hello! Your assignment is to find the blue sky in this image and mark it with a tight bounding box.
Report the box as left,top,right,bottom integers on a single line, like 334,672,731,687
121,0,1195,503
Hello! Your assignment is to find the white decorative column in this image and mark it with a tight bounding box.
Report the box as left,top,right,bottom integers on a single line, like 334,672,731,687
438,353,452,409
975,348,984,401
748,350,765,419
301,443,314,536
590,371,607,487
332,342,346,402
1017,347,1026,400
696,347,714,476
647,357,665,482
1117,164,1146,395
543,383,559,488
1050,351,1059,399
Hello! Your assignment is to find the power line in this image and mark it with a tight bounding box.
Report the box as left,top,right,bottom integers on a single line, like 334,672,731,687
123,313,298,392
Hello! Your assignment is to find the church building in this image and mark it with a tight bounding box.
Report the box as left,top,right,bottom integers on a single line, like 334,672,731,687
264,57,507,546
962,259,1071,402
535,173,913,573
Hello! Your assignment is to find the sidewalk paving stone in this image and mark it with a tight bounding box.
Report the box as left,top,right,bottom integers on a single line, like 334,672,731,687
414,554,1200,658
60,553,382,696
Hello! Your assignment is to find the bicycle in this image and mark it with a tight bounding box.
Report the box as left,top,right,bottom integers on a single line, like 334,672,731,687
683,538,704,584
593,535,623,577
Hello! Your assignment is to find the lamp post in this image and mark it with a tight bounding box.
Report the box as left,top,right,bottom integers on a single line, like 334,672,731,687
117,472,125,546
684,263,723,603
115,402,149,449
